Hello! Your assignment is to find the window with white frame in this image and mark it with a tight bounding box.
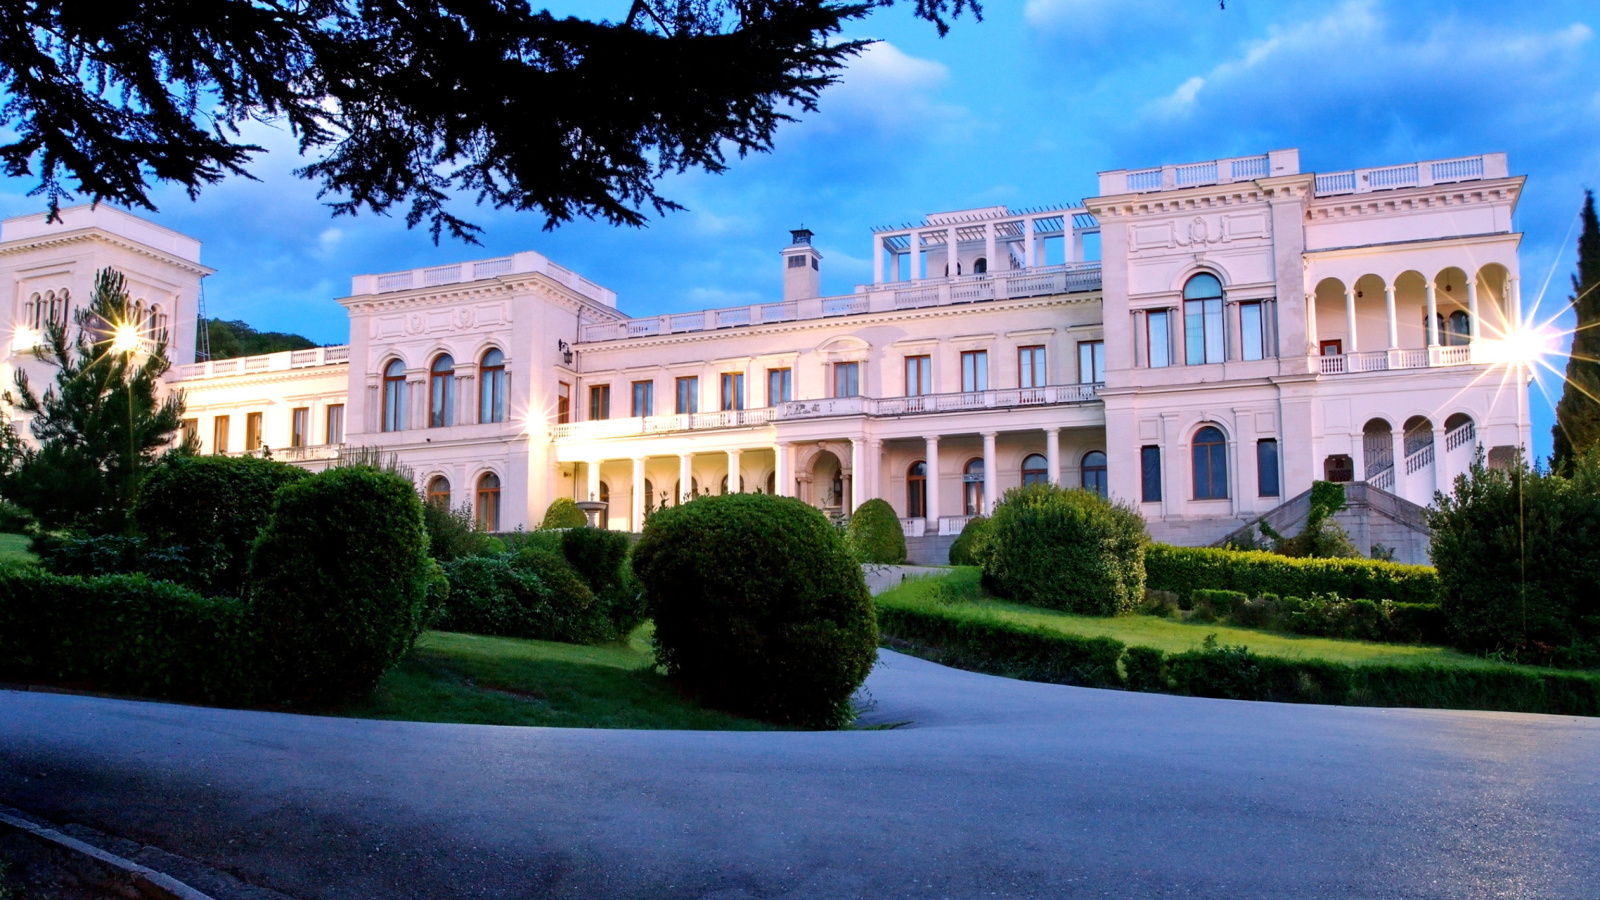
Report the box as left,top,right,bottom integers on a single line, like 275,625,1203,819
1147,310,1172,368
960,350,988,392
1077,341,1105,384
1184,273,1225,365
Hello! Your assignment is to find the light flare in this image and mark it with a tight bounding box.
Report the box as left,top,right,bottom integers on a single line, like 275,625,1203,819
109,323,142,354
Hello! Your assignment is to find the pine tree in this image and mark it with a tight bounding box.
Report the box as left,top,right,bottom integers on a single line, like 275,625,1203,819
3,268,185,532
1553,191,1600,471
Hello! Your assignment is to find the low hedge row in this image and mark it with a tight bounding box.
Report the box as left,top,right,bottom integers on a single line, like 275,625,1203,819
1180,588,1448,645
878,589,1600,717
1146,544,1440,606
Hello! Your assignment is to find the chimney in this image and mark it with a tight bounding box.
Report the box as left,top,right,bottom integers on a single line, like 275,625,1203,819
781,228,821,303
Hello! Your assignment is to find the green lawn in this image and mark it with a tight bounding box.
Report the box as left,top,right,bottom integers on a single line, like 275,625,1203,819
0,533,34,566
878,568,1569,673
338,627,774,730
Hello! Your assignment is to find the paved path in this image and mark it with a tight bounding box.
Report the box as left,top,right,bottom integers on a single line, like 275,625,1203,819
2,653,1598,899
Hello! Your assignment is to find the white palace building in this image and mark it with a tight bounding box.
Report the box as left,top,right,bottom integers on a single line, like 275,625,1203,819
0,148,1533,563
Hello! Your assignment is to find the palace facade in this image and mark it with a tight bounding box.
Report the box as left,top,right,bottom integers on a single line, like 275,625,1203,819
0,149,1531,562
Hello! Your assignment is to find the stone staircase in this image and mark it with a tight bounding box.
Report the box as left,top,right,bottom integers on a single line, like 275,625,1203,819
1217,482,1432,565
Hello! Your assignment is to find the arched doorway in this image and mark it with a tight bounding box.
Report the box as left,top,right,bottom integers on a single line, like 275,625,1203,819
810,450,844,512
962,458,984,515
907,460,927,517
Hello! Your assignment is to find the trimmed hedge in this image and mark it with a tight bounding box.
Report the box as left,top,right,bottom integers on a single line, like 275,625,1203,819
0,569,256,704
633,493,878,728
984,484,1149,616
1146,544,1439,606
876,602,1123,688
947,515,991,567
541,498,588,529
848,498,906,564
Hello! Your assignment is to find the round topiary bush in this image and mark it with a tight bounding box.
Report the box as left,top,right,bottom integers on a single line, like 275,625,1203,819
984,484,1149,616
947,515,992,567
847,498,906,564
542,497,588,529
632,493,878,727
248,465,433,704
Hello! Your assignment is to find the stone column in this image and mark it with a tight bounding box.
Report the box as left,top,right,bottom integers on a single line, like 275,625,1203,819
946,225,959,277
631,457,646,531
850,437,865,511
924,436,941,525
1426,282,1439,346
984,222,996,274
586,459,602,503
1045,427,1062,485
1432,426,1449,495
1509,276,1522,329
1384,282,1398,349
867,438,882,505
678,453,693,503
908,232,921,281
455,374,473,425
1305,293,1319,354
873,233,884,285
1467,278,1481,341
1023,218,1037,269
774,442,790,496
1391,429,1406,491
981,431,998,514
1344,287,1359,354
727,448,742,494
1132,310,1147,368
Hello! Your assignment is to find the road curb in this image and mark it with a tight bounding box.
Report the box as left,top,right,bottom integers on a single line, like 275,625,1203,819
0,808,216,900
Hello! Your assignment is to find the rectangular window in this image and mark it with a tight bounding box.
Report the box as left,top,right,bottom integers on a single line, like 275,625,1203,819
1078,341,1105,384
557,382,571,424
213,416,230,454
1147,311,1171,368
1141,445,1162,503
291,407,309,448
631,380,654,417
1241,301,1265,361
960,350,988,392
1018,346,1046,388
245,412,263,451
1257,438,1281,497
720,373,745,411
766,368,792,405
675,376,699,414
1185,297,1225,365
325,404,344,445
905,355,932,396
588,384,610,420
833,362,859,398
180,418,198,447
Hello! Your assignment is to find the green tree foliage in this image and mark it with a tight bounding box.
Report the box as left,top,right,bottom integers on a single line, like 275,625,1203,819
984,484,1150,616
202,318,316,361
4,268,184,533
249,465,433,704
0,1,978,241
421,498,498,561
1258,481,1361,559
542,497,588,529
847,498,906,564
633,493,878,728
1428,450,1600,666
1554,191,1600,470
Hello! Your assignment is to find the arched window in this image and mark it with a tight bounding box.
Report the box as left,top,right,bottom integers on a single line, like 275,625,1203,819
644,478,656,513
1183,273,1225,365
25,293,39,329
766,471,776,495
1021,454,1050,486
598,481,610,529
476,472,501,531
907,460,927,518
973,257,988,275
479,348,506,424
45,291,59,326
146,304,163,339
382,359,407,432
962,458,985,516
1192,426,1228,500
674,477,700,503
425,475,451,507
429,354,455,428
719,474,745,495
1080,451,1108,497
1447,310,1471,345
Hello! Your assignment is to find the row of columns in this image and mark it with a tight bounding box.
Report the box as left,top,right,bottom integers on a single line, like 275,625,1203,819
873,218,1048,284
1317,276,1520,355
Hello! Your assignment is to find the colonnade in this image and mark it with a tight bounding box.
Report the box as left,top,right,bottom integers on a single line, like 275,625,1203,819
1309,268,1520,355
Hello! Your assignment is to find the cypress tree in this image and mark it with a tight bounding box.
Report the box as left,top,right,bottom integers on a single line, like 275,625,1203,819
1552,191,1600,471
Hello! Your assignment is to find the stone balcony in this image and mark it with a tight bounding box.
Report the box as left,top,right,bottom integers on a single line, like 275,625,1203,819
576,262,1102,344
1313,340,1523,376
553,383,1102,441
172,345,350,382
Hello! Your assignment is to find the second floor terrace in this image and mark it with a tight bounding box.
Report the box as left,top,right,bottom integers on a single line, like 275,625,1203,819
171,345,350,382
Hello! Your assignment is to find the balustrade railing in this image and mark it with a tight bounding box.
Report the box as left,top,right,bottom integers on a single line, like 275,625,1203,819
1317,341,1484,376
173,345,351,381
1404,442,1435,475
900,518,927,538
1367,466,1395,493
1314,153,1506,197
939,516,974,536
1444,421,1477,452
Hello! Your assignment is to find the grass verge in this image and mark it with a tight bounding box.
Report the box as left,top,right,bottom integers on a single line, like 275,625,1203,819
0,533,34,567
337,627,773,730
877,568,1600,716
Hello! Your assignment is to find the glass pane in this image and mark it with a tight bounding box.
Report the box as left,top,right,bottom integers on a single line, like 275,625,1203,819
1092,343,1105,383
1141,446,1162,502
1241,302,1263,361
1148,312,1170,368
972,352,987,391
1184,273,1223,300
1210,444,1228,498
1185,300,1205,365
1204,297,1225,364
1257,439,1280,497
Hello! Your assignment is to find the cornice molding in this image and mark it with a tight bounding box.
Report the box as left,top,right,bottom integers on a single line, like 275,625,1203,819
339,272,626,321
0,229,214,277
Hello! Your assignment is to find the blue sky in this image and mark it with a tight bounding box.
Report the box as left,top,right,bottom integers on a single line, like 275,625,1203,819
3,0,1596,459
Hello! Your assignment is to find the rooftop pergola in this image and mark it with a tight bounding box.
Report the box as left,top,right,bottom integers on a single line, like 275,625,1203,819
869,205,1098,284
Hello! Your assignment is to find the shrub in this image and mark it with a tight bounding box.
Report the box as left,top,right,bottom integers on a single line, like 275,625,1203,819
541,498,588,529
1123,646,1168,692
0,568,256,704
0,500,35,535
1429,452,1600,664
135,454,309,596
1146,544,1438,606
876,602,1124,688
1258,481,1361,559
248,465,432,704
847,498,906,564
36,533,191,583
947,515,992,567
1191,589,1248,623
421,499,498,561
983,484,1149,616
562,527,645,638
632,493,878,728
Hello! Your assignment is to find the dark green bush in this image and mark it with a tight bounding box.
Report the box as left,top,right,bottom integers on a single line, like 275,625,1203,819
847,498,906,564
983,484,1148,615
1429,453,1600,665
1230,594,1280,629
541,498,588,529
421,499,498,561
876,602,1124,688
1191,589,1248,623
0,500,35,534
562,527,645,638
947,515,992,567
0,568,256,704
1389,602,1448,645
633,493,878,728
1123,646,1168,692
437,555,556,637
1146,544,1438,606
248,465,432,704
35,533,190,583
136,454,309,596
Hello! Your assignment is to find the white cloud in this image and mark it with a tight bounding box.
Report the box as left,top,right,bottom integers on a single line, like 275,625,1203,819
315,227,343,256
807,41,966,137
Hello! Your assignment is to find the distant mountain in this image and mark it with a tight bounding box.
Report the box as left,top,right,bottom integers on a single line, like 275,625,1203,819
201,318,317,361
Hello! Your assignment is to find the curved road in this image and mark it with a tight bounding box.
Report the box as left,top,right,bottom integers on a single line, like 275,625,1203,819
1,650,1596,899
